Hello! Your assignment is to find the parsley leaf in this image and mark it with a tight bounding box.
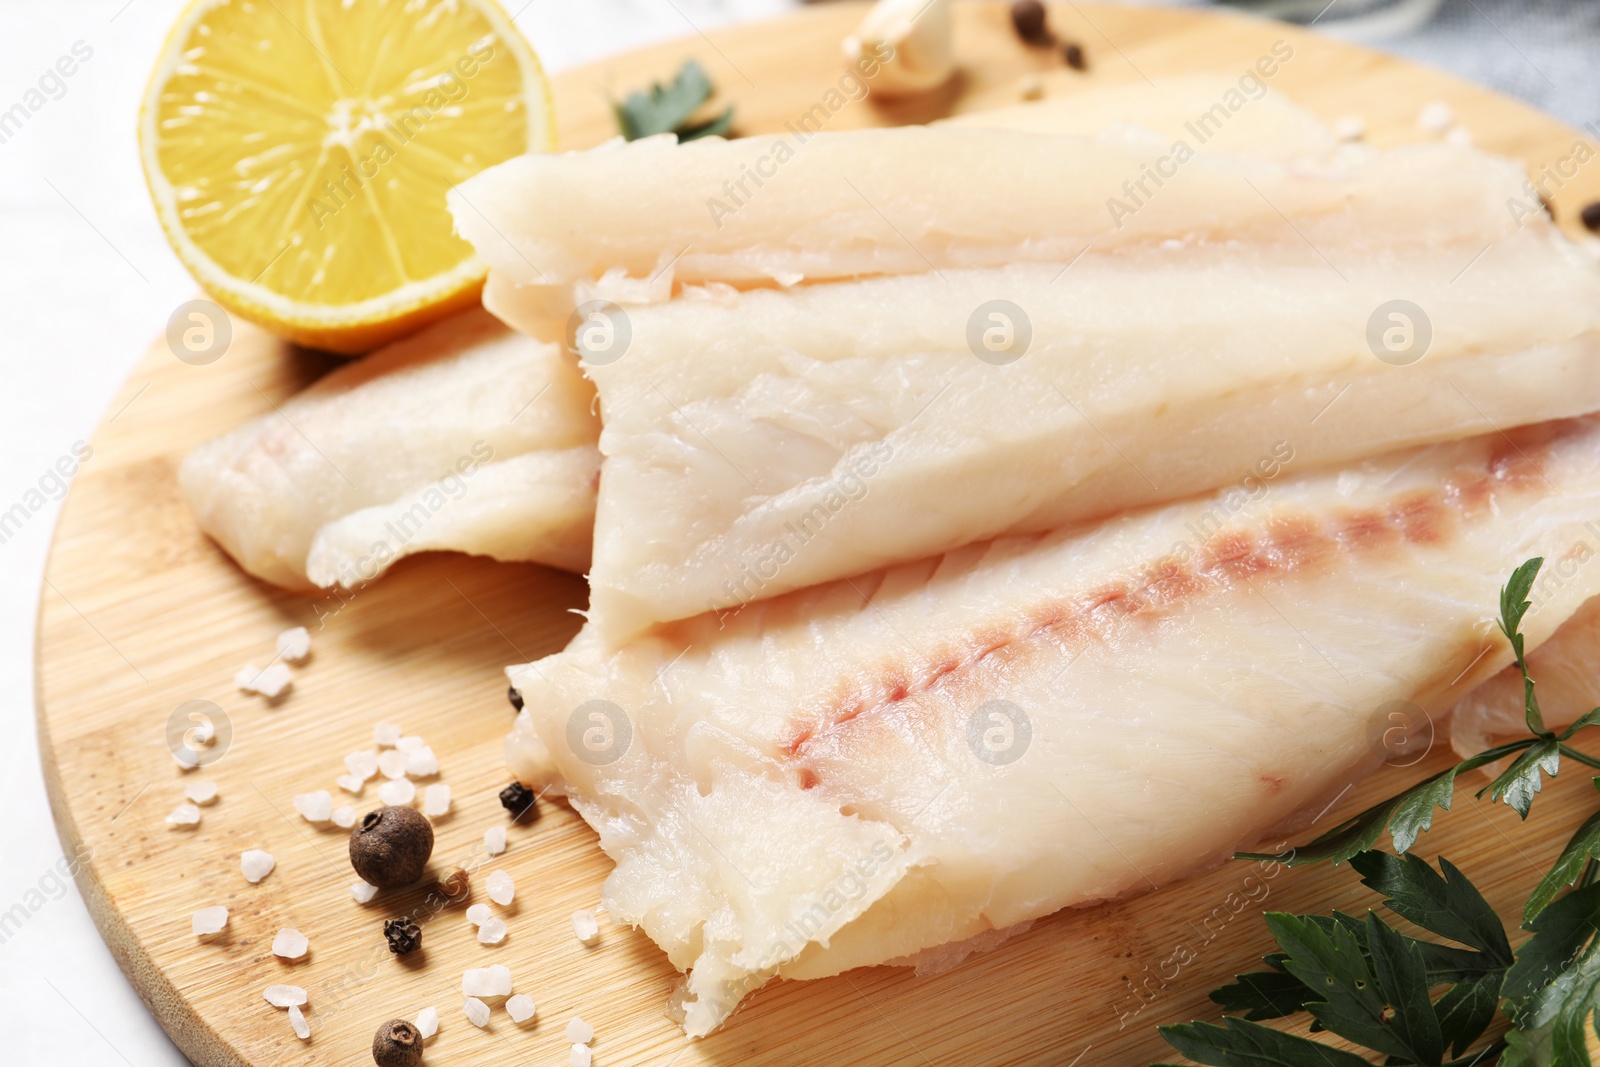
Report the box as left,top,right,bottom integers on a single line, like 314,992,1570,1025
1156,1016,1375,1067
1526,804,1600,921
613,59,734,142
1350,851,1512,965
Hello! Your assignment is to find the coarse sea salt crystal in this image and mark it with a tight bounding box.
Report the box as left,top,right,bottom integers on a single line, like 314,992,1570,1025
336,774,365,795
192,906,228,935
272,927,309,959
572,910,599,944
345,750,379,780
374,722,402,748
332,805,357,829
378,749,409,780
506,994,536,1024
263,984,307,1008
566,1016,594,1044
463,997,491,1028
1333,114,1365,141
1418,100,1454,132
484,826,506,856
462,964,512,998
405,746,439,778
293,790,333,823
166,802,202,826
396,735,425,753
423,784,451,817
241,849,276,883
236,663,293,698
276,626,311,663
477,918,508,945
184,780,219,805
379,779,416,806
415,1005,439,1039
466,903,491,927
571,1043,592,1067
486,870,515,906
350,881,379,904
1446,125,1474,147
288,1004,310,1039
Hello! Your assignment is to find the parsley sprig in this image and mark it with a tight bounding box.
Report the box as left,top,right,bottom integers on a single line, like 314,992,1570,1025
613,59,733,143
1154,558,1600,1066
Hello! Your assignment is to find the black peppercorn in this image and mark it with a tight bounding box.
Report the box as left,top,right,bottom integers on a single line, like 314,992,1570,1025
372,1018,424,1067
350,806,434,889
1582,201,1600,233
499,781,537,821
508,685,524,712
384,917,422,955
1010,0,1053,45
1063,42,1086,71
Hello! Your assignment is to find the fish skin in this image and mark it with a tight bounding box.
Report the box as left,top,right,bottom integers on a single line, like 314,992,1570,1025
178,307,599,587
507,416,1600,1035
580,231,1600,640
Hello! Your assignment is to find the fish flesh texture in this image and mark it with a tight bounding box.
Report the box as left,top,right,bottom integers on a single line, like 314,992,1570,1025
1451,590,1600,756
506,416,1600,1035
180,307,599,588
577,227,1600,639
451,127,1525,297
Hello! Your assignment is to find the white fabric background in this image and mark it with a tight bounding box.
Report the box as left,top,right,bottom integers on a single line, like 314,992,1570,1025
0,0,1587,1062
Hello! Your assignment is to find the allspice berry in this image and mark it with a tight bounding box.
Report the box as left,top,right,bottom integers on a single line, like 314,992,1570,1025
372,1018,424,1067
351,806,434,889
1010,0,1053,45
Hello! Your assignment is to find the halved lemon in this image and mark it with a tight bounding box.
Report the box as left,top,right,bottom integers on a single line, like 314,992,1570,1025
139,0,554,353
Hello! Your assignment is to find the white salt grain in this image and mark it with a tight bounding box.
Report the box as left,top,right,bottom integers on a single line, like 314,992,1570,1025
234,664,263,692
379,779,416,806
571,1043,593,1067
566,1016,594,1044
404,746,439,778
374,722,402,748
378,749,409,780
191,906,228,936
288,1004,310,1040
415,1006,439,1039
463,997,490,1028
166,802,201,827
236,662,293,698
1333,114,1365,141
263,984,306,1008
466,903,492,927
486,870,515,906
572,910,599,944
272,927,309,959
423,784,451,817
184,780,219,805
506,994,536,1024
293,790,333,823
1418,100,1454,133
396,735,425,753
344,750,379,780
331,805,358,829
350,881,379,904
461,964,512,998
477,918,508,944
483,826,507,856
276,626,311,663
241,849,276,883
336,774,365,795
1446,125,1474,147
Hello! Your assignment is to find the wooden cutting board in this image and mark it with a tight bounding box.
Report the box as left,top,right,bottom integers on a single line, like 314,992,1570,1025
36,4,1600,1065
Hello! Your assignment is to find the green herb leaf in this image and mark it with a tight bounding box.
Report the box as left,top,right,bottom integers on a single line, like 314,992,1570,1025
1527,810,1600,922
1498,557,1548,736
1156,1016,1376,1067
1563,708,1600,740
1482,739,1561,818
1504,882,1600,1000
1210,960,1313,1021
1504,938,1600,1067
1350,851,1512,965
1432,972,1503,1059
613,59,733,143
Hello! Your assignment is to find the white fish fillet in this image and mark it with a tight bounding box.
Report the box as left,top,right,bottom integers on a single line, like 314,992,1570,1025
180,308,599,588
579,227,1600,639
508,416,1600,1035
451,128,1522,296
1451,589,1600,756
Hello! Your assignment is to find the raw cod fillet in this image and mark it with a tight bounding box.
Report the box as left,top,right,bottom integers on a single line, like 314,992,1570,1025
451,128,1520,297
179,308,599,588
579,229,1600,639
507,416,1600,1035
1451,591,1600,755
